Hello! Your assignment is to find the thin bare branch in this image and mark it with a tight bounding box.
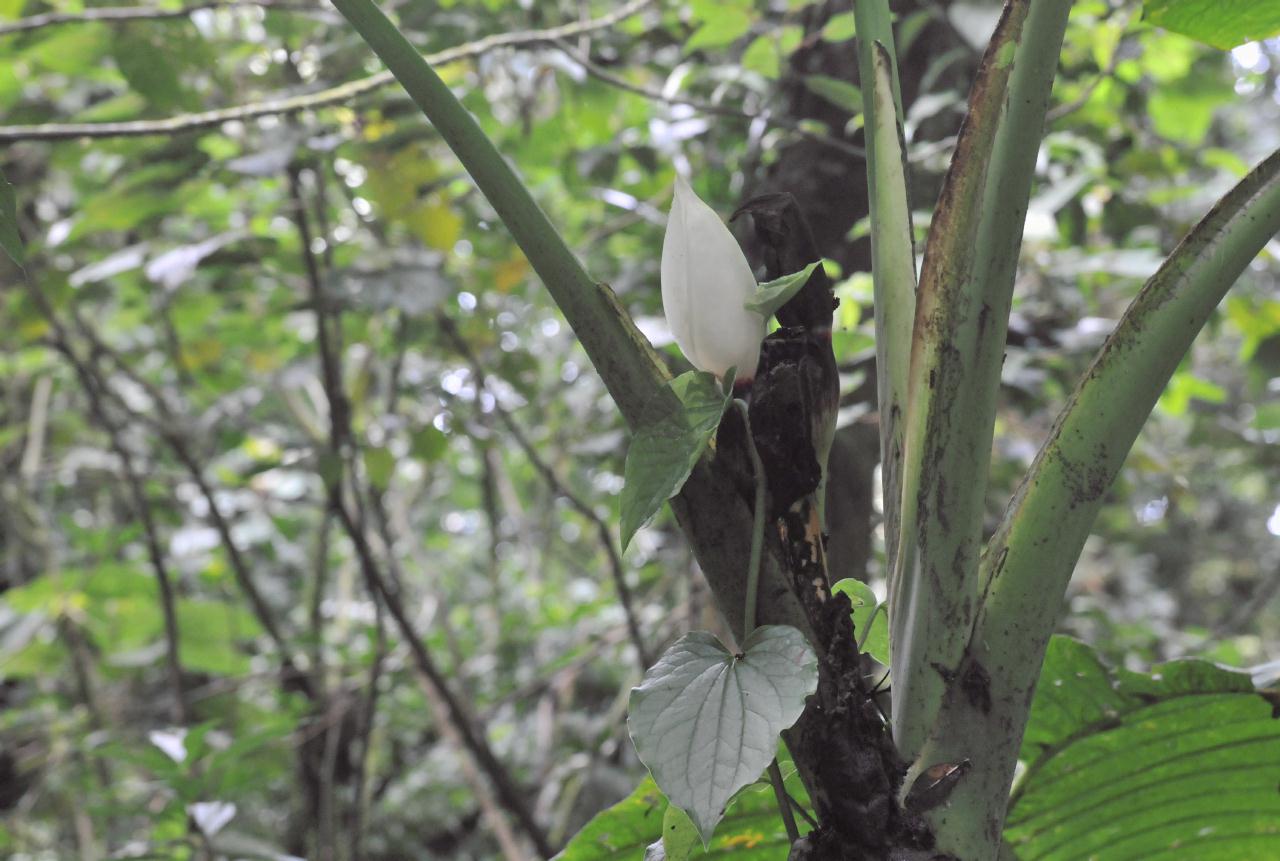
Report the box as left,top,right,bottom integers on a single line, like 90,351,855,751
0,0,329,36
0,0,653,142
287,165,551,858
48,301,317,701
25,289,191,724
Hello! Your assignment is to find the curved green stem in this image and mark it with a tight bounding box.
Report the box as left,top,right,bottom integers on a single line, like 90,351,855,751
768,758,801,843
856,602,884,655
736,399,767,635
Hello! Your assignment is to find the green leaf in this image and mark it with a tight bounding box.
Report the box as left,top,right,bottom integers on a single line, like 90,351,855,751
627,626,818,845
741,35,781,79
176,599,265,677
830,578,890,665
802,75,864,113
1007,637,1277,859
686,8,753,51
619,371,730,550
743,262,820,317
112,25,194,112
0,168,23,270
410,426,449,462
555,777,666,860
1147,75,1234,145
363,445,396,490
822,12,857,42
660,805,701,860
1143,0,1280,50
555,755,810,860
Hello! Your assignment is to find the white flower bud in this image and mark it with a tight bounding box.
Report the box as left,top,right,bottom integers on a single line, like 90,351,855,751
661,174,765,384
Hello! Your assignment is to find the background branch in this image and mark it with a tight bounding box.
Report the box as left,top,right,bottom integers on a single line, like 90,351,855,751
0,0,330,36
0,0,653,142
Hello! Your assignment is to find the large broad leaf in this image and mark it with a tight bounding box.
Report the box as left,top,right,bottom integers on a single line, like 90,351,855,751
628,626,818,845
555,755,811,860
1005,636,1280,860
1144,0,1280,51
619,371,731,550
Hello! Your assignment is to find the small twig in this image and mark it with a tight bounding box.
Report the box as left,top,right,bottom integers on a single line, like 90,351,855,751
856,602,883,655
788,789,818,828
0,0,654,142
307,510,332,689
736,399,767,635
768,759,801,843
18,376,52,485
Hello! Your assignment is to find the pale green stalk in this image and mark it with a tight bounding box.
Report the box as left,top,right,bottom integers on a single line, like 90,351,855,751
914,147,1280,859
861,40,917,576
889,0,1032,761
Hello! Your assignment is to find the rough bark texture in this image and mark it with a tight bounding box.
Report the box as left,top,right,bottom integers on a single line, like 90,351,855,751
727,193,938,859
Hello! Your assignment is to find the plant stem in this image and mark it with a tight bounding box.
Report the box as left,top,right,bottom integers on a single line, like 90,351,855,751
730,395,816,851
768,759,801,843
889,0,1033,762
736,399,767,635
855,603,883,655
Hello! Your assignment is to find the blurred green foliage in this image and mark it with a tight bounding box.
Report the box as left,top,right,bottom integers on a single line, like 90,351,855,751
0,0,1277,857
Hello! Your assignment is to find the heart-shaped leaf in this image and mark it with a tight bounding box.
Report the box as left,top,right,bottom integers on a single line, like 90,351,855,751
628,625,818,844
619,371,732,550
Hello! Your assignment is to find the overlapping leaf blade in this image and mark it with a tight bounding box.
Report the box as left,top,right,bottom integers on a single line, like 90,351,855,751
1006,637,1279,860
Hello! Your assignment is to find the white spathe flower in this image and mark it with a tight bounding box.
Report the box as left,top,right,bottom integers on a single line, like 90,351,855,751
661,174,765,383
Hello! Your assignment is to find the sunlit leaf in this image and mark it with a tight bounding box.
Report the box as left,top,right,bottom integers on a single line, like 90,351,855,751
1143,0,1280,50
686,8,752,51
